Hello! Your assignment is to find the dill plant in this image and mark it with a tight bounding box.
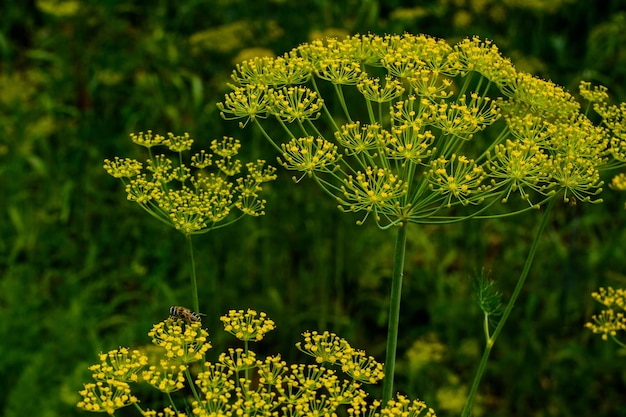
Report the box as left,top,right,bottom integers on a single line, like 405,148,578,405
218,33,626,414
103,131,277,313
78,309,436,417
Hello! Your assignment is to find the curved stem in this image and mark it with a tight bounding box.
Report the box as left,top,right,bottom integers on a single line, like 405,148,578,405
461,198,556,417
382,223,408,405
186,234,200,314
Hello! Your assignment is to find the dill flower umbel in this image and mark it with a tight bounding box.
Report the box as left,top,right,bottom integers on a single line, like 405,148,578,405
77,380,138,414
219,33,625,226
89,348,148,383
586,287,626,347
78,311,436,417
220,308,276,342
149,318,212,364
104,131,277,235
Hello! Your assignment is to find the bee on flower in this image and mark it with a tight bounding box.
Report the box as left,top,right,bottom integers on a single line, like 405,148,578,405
169,305,204,323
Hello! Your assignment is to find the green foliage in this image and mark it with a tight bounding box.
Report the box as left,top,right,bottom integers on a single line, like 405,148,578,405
2,1,626,416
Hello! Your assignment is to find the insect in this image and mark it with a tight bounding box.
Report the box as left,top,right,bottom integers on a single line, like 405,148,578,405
169,306,204,323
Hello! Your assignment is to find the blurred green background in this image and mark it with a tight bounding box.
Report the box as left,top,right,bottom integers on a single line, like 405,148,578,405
2,0,626,416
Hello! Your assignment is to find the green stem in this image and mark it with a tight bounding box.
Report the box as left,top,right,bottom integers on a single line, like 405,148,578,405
185,366,201,403
382,223,408,405
166,392,179,413
461,198,555,417
186,234,200,314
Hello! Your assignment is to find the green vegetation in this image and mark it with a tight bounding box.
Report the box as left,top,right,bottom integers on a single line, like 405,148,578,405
2,1,626,416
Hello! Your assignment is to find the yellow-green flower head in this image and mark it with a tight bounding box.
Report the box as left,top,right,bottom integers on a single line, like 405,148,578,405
595,101,626,138
448,36,516,86
390,95,430,128
146,154,175,184
77,380,138,414
131,130,166,148
502,72,580,118
220,309,276,342
125,174,158,204
586,287,626,342
217,84,271,128
594,101,626,162
256,354,288,385
195,362,236,399
89,347,148,383
579,81,609,104
322,374,366,406
487,138,553,205
219,348,257,372
269,86,324,122
357,75,405,103
384,33,454,74
586,309,625,341
407,68,454,100
230,55,273,85
549,154,603,204
231,54,312,87
426,94,500,139
610,172,626,191
191,150,213,169
244,160,278,183
506,113,556,145
296,331,352,365
335,122,390,156
339,349,385,384
311,57,363,85
279,136,341,177
165,132,194,152
103,157,143,179
590,287,626,311
148,318,212,364
211,136,241,158
288,363,331,392
340,166,408,215
428,154,487,207
387,123,435,164
233,162,276,216
142,361,188,393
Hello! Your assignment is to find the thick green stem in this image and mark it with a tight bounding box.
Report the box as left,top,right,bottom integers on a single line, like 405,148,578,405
461,198,555,417
186,234,200,314
382,224,408,405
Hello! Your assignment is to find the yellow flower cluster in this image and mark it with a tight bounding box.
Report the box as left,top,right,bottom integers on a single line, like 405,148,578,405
219,33,623,226
77,380,138,414
220,308,276,342
103,131,276,235
89,348,148,382
148,318,212,364
586,287,626,346
78,311,436,417
142,361,187,393
297,331,385,384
